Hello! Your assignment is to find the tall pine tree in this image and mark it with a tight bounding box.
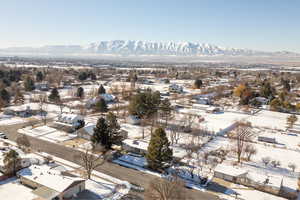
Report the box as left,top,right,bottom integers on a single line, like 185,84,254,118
98,84,106,94
0,89,10,105
48,88,60,102
36,71,44,82
95,98,108,112
24,76,35,91
77,87,84,99
92,117,110,149
146,127,173,171
106,112,121,144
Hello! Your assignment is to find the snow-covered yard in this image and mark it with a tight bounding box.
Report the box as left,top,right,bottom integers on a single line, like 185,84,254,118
19,125,77,143
0,115,26,125
219,182,286,200
248,110,300,131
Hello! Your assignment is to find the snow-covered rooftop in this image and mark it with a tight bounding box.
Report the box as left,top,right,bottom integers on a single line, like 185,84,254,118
18,165,84,193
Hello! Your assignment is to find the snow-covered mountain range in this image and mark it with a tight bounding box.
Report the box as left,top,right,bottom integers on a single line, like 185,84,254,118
0,40,298,57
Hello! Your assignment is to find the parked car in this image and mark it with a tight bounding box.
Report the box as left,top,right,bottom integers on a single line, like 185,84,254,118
0,132,8,139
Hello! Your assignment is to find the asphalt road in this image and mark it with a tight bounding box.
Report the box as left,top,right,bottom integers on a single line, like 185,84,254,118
0,121,220,200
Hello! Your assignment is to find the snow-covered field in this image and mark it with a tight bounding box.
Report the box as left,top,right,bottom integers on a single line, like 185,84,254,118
248,110,299,130
178,108,248,134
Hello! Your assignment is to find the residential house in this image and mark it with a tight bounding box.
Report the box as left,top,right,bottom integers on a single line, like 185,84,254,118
169,84,183,93
56,114,84,128
214,164,298,199
126,115,141,125
35,82,49,91
18,165,85,200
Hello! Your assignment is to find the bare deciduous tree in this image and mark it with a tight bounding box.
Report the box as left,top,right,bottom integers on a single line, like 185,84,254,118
16,134,31,151
230,121,254,163
168,125,181,145
77,148,110,179
58,100,65,115
262,156,271,166
288,163,296,172
145,176,186,200
244,144,257,161
38,94,48,125
271,160,281,168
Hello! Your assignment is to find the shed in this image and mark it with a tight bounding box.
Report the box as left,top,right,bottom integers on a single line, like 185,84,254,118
258,136,276,144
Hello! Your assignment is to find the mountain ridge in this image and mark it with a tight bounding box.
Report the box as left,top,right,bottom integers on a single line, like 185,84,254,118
0,40,298,57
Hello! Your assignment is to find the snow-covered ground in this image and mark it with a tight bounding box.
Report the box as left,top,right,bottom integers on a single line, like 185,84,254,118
248,110,299,130
254,127,300,150
0,115,26,125
178,108,248,134
19,125,77,143
219,182,287,200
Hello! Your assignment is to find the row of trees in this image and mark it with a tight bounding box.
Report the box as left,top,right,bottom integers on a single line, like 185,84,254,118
234,79,300,113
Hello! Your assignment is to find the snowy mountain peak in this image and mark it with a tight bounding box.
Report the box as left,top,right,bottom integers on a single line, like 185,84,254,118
0,40,298,57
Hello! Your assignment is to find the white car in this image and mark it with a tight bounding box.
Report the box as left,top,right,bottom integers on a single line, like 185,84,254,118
0,132,7,139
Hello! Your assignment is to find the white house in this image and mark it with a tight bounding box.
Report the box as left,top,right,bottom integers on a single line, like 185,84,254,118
77,123,95,140
86,94,116,108
126,115,141,125
35,82,49,91
100,93,116,103
18,165,85,200
169,84,183,93
122,139,187,160
57,114,83,127
214,164,298,199
214,164,248,182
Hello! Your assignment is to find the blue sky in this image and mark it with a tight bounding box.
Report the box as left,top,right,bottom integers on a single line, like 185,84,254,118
1,0,299,52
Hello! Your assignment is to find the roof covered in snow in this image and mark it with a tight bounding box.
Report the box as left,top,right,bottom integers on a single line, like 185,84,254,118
18,165,84,193
214,164,248,177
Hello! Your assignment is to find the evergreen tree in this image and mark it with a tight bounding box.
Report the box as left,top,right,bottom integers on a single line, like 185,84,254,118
92,117,110,149
98,84,106,94
3,149,21,175
95,98,108,112
24,76,35,91
283,80,291,92
0,88,10,105
106,112,121,144
194,79,203,89
13,88,24,105
0,98,5,111
36,71,44,82
48,88,60,102
78,71,88,81
77,87,84,99
260,80,275,100
146,127,173,171
128,90,161,119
